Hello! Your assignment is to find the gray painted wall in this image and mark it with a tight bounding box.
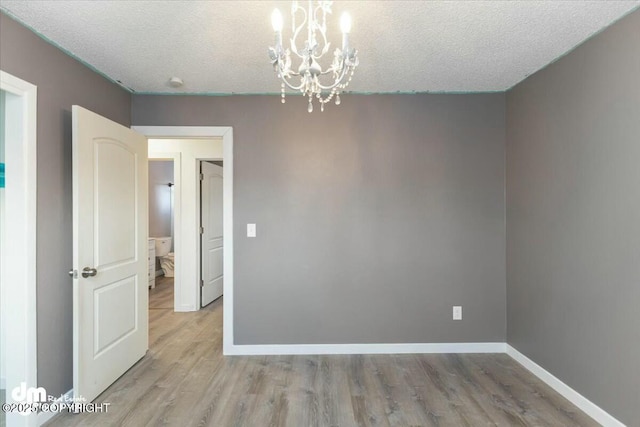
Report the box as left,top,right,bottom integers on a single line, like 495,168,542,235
2,3,637,420
149,160,174,240
133,93,507,345
506,10,640,425
0,13,131,398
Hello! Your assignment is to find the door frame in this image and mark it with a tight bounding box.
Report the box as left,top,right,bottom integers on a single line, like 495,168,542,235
133,126,234,354
0,70,38,427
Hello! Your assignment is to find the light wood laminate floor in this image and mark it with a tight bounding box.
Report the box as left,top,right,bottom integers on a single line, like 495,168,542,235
149,275,175,309
45,278,597,427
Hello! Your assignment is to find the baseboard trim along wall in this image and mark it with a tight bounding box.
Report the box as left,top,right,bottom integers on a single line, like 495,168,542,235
26,345,623,426
226,342,507,356
37,389,73,426
506,345,625,427
228,342,623,425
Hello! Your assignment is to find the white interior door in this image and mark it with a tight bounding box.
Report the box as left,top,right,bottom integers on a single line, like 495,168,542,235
201,162,223,307
72,106,148,403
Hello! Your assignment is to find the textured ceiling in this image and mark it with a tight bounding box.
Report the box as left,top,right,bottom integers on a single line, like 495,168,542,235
1,1,638,94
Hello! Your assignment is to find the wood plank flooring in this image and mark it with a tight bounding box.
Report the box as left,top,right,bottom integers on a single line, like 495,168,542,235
149,275,175,309
45,279,598,426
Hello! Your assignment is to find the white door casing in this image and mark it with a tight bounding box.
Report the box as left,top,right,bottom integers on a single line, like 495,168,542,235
72,106,148,403
201,162,223,306
0,71,37,427
132,126,233,354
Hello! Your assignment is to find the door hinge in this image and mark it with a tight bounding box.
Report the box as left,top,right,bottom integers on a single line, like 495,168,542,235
200,279,204,288
199,173,204,181
200,226,204,235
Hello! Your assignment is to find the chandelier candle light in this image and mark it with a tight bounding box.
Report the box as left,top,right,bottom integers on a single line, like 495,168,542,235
269,0,359,112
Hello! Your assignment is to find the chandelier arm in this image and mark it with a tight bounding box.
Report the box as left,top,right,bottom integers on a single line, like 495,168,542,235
313,3,331,58
306,0,313,52
279,67,302,78
318,65,339,76
315,65,350,90
289,5,307,58
280,76,305,91
314,44,331,59
274,54,303,82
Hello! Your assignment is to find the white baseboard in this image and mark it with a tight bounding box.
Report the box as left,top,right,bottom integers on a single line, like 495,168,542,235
27,346,622,427
506,345,624,427
227,342,623,425
155,269,163,278
38,389,73,426
225,342,506,356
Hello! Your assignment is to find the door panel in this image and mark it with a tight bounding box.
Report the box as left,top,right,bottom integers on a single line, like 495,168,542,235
94,275,137,356
201,162,223,307
207,245,223,279
72,105,148,403
95,140,137,267
94,138,138,269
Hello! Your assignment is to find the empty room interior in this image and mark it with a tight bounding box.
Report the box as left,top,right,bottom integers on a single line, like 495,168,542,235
0,1,638,426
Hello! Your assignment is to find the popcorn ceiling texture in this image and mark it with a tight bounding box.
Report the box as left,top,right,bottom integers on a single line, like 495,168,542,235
1,1,638,94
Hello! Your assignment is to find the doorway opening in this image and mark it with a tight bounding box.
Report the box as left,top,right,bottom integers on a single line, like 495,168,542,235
135,127,233,354
147,155,225,314
148,159,176,311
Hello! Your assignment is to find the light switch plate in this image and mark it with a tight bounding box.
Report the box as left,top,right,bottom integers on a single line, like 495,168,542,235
453,306,462,320
247,223,256,237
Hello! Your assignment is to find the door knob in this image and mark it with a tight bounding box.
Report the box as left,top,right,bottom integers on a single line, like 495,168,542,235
82,267,98,278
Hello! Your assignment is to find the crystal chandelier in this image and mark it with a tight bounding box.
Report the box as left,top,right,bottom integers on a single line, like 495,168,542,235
269,0,359,112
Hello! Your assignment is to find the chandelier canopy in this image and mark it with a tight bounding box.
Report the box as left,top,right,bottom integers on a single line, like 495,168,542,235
268,0,359,112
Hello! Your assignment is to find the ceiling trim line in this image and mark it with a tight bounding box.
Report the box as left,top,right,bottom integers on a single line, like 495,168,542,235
0,8,134,93
505,3,640,92
132,90,507,96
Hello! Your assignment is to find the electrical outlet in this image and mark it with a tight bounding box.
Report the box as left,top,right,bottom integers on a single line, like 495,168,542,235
453,306,462,320
247,223,256,237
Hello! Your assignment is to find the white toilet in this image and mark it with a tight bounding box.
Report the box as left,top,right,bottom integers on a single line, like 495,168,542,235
154,237,174,277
